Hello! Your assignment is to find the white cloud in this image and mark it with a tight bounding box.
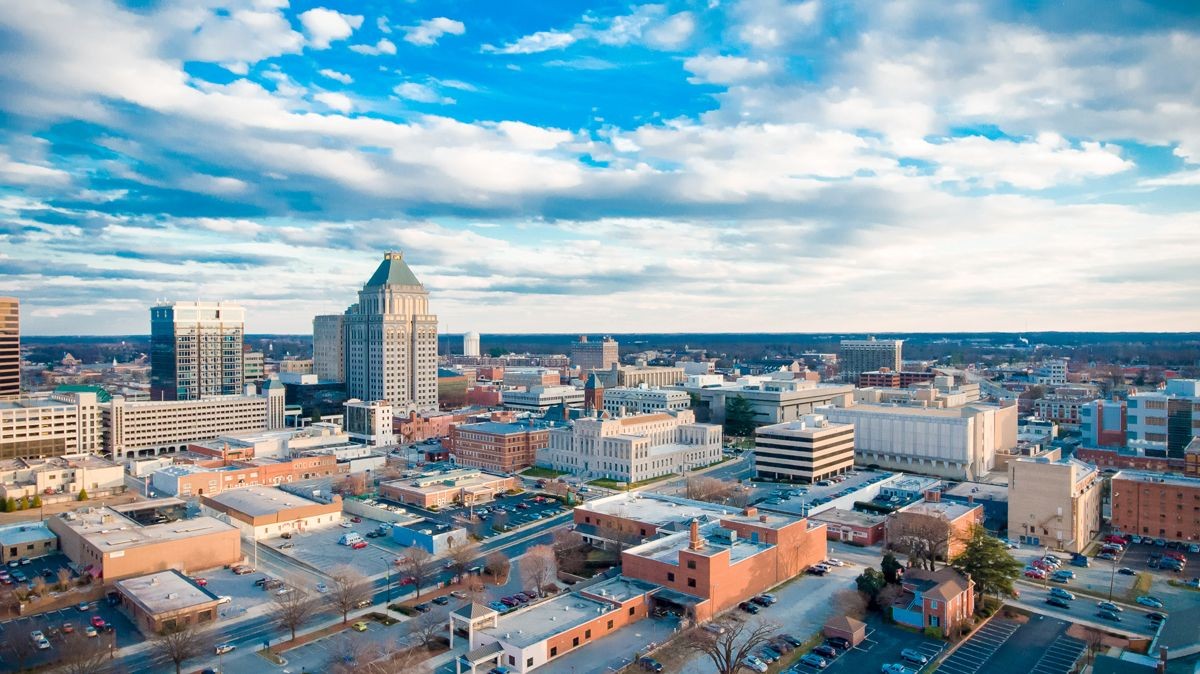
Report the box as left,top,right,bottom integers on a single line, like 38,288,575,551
0,152,71,186
484,30,577,55
376,16,392,34
349,38,396,55
318,69,353,84
298,8,363,49
907,133,1133,189
645,11,695,49
485,5,693,55
1139,169,1200,187
402,17,465,46
393,82,454,105
314,91,353,113
683,55,773,84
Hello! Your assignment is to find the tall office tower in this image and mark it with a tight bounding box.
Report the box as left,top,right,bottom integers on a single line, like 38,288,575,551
242,346,264,385
839,337,903,382
0,297,17,400
150,301,246,401
463,331,481,357
570,335,619,370
313,314,345,382
343,252,438,414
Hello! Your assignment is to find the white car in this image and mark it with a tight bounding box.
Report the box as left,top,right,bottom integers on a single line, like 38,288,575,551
315,583,328,593
882,665,917,674
339,521,353,528
1136,596,1164,609
741,655,768,673
824,559,845,567
217,595,232,605
702,623,726,634
215,643,236,655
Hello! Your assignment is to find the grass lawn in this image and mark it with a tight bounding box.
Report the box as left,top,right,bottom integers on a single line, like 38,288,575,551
522,466,568,478
588,473,678,490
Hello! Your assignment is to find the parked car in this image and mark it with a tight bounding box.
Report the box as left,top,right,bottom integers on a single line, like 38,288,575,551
1147,612,1167,622
881,665,917,674
352,621,368,632
90,616,105,629
1097,552,1117,561
351,541,368,550
1024,569,1047,579
799,653,828,669
432,596,450,605
739,601,760,614
1136,596,1165,609
825,636,850,650
807,566,828,576
316,583,328,593
900,648,928,665
638,657,663,672
703,622,727,635
756,647,779,663
61,622,74,634
751,595,774,607
450,590,468,599
813,644,838,658
76,601,91,611
413,602,432,613
1131,535,1143,544
85,626,97,638
741,656,768,673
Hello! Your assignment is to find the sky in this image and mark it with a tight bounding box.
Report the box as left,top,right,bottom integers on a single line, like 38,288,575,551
1,0,1198,336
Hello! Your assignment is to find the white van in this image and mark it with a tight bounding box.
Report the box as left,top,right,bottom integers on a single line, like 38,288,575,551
339,532,363,546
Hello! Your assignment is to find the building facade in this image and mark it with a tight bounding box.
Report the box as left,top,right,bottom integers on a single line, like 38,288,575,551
344,252,439,415
1081,399,1127,448
449,421,549,474
754,415,855,483
150,301,245,401
569,336,618,371
502,385,585,413
602,387,691,416
1110,470,1200,543
463,331,481,357
838,337,902,381
886,496,984,561
150,454,341,498
0,453,123,501
1,390,102,461
0,297,17,400
678,378,855,427
379,468,517,508
343,399,396,447
1127,379,1200,457
540,410,721,484
312,314,345,382
242,348,264,386
104,386,285,459
115,570,222,636
1007,452,1102,552
200,486,343,540
891,567,975,636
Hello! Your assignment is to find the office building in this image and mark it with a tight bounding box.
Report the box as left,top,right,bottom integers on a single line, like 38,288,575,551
150,301,245,401
0,297,17,400
0,453,123,501
103,384,285,460
678,377,854,427
502,385,585,413
312,314,345,382
1033,394,1094,430
602,387,691,416
379,468,517,508
540,410,721,484
821,401,1017,481
1110,470,1200,543
115,569,223,636
149,454,340,498
343,398,395,447
858,369,936,388
391,519,469,554
503,368,560,389
277,359,313,375
570,336,618,371
463,331,481,357
344,252,439,414
1,390,103,461
449,421,549,474
1036,359,1069,386
1008,451,1102,552
1127,379,1200,457
1080,399,1127,448
48,499,241,581
242,348,264,386
754,414,855,483
200,485,343,540
592,363,686,389
839,337,902,381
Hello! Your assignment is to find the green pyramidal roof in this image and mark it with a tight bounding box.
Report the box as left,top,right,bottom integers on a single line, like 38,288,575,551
365,251,423,288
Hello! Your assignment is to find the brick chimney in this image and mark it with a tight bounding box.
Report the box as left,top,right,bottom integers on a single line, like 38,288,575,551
925,489,941,503
967,494,975,504
689,519,703,551
759,515,768,523
743,506,758,517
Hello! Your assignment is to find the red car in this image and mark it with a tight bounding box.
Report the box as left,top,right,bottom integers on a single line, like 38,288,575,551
1024,569,1046,579
351,516,362,523
398,576,417,586
193,578,208,586
1105,535,1128,545
90,616,106,629
351,541,368,550
1166,552,1187,562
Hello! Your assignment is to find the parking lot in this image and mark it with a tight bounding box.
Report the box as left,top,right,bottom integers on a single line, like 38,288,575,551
938,616,1084,674
397,492,568,540
744,468,897,517
0,596,139,669
789,614,943,673
1,553,78,591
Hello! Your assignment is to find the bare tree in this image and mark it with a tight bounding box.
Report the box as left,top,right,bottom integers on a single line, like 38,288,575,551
687,619,778,674
832,589,868,619
401,547,437,599
463,575,487,605
331,638,431,674
151,623,211,674
272,583,318,641
445,539,479,583
325,634,386,674
2,624,37,671
484,551,510,584
1081,626,1106,665
521,545,558,596
412,609,445,649
552,529,588,576
56,568,73,592
887,512,955,571
53,632,111,674
329,566,374,623
30,575,47,599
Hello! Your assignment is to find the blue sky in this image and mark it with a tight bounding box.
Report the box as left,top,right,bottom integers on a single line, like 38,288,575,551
1,0,1198,334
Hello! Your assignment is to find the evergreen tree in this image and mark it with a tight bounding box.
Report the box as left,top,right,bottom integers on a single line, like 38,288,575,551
78,488,89,501
30,494,42,509
951,525,1024,600
15,496,27,510
723,395,757,437
855,567,886,605
881,552,903,584
3,497,14,513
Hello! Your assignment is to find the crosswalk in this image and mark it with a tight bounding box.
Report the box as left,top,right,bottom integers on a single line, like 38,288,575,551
936,619,1019,674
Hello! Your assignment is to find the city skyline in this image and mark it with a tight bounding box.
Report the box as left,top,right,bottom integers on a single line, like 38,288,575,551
1,1,1199,335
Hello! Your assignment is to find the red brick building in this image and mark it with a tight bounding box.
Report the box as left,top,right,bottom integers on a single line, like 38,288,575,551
1111,470,1200,543
892,567,975,635
447,421,548,474
811,508,888,545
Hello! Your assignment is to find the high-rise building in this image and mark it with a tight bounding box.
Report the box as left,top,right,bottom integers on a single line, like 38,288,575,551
463,331,480,357
1007,452,1102,553
838,337,902,382
570,335,619,371
343,399,396,447
242,347,264,386
150,301,245,401
1127,379,1200,457
312,314,345,382
754,414,855,484
1,390,102,460
343,252,438,414
0,297,17,400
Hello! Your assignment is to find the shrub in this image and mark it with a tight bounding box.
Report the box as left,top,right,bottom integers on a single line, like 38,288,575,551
924,626,944,640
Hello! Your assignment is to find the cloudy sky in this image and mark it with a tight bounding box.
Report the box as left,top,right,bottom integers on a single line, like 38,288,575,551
1,0,1198,335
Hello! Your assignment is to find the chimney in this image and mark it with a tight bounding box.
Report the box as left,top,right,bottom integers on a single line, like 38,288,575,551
1158,646,1169,673
967,494,975,504
759,515,768,523
689,519,703,551
925,490,941,503
743,506,758,517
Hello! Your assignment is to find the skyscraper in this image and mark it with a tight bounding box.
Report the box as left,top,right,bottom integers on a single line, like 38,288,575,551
463,330,481,357
150,301,246,401
838,337,902,382
0,297,17,400
343,252,438,414
570,335,619,370
313,314,345,382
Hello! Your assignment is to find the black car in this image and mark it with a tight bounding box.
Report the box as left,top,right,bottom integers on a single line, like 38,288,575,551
813,644,838,658
825,636,850,651
638,657,664,672
770,638,795,653
413,602,432,613
806,566,827,576
780,634,806,648
751,596,772,607
739,601,760,614
432,596,450,605
1046,597,1071,609
1147,612,1167,622
1097,610,1122,622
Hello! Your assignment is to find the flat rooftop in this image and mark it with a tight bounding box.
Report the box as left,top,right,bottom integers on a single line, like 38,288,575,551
55,506,237,552
385,469,509,494
942,482,1009,502
456,421,538,435
810,508,886,527
1111,470,1200,488
480,592,618,648
900,500,980,520
580,493,742,528
0,397,79,411
580,576,657,604
204,486,324,516
0,454,119,473
116,569,219,615
626,522,773,565
0,522,55,546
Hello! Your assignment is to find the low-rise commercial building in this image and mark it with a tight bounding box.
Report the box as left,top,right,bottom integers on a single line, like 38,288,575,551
754,414,855,483
677,378,854,427
502,386,585,413
379,468,517,508
1110,470,1200,543
390,519,469,554
891,567,975,635
0,522,57,563
115,569,222,636
200,485,343,540
601,387,691,416
886,495,984,562
1,390,103,461
503,368,561,389
540,410,721,484
150,453,341,497
1008,451,1102,552
449,421,548,474
810,508,887,545
0,453,124,501
48,499,241,581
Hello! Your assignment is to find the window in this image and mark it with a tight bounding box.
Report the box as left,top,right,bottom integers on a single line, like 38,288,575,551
629,607,635,615
667,572,675,582
550,647,558,657
585,629,591,639
573,637,580,647
687,578,696,588
527,658,534,667
508,655,516,666
687,560,696,570
607,620,614,629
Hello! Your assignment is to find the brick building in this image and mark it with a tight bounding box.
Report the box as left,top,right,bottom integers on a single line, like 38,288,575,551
448,421,548,474
395,410,472,443
891,567,975,636
887,495,984,562
1110,470,1200,543
116,569,223,636
379,468,516,508
810,508,887,545
150,453,341,498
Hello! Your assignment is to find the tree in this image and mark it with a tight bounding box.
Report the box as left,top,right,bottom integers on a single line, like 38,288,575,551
723,395,757,438
412,609,445,649
78,488,89,501
887,512,954,570
881,552,903,584
950,525,1023,600
521,545,558,596
151,623,210,674
57,567,73,592
15,496,27,510
552,529,588,576
31,494,42,509
401,547,437,599
463,575,487,605
445,539,479,583
687,618,778,674
53,632,111,674
485,551,510,583
328,566,373,623
2,622,37,671
272,583,318,641
2,497,12,512
855,568,886,607
487,347,508,358
832,588,868,619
